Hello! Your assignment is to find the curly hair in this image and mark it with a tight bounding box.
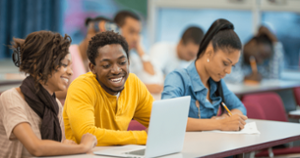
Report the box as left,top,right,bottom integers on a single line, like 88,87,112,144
87,31,129,65
10,30,72,91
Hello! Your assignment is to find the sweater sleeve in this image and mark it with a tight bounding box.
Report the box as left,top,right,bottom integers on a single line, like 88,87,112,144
132,74,155,128
64,79,147,146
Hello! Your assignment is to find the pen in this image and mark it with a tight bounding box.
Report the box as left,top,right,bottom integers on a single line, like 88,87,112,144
221,102,232,116
250,56,257,73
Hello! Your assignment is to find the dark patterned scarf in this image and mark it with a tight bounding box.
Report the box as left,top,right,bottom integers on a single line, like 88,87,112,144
20,76,62,141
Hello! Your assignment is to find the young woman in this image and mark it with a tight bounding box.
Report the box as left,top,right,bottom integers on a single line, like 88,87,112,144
161,19,248,131
0,31,97,158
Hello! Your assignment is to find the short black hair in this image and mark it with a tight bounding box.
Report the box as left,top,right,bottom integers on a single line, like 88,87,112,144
181,26,204,45
85,16,112,26
197,19,242,59
87,31,129,65
113,10,140,27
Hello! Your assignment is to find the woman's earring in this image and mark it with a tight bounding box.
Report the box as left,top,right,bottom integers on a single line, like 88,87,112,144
207,59,210,62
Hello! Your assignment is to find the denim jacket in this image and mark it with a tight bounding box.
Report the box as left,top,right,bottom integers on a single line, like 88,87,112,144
161,61,247,118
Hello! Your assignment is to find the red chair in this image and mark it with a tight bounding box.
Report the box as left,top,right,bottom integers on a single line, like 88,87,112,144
127,120,146,131
293,87,300,106
242,92,299,157
289,87,300,119
242,100,266,120
242,92,287,122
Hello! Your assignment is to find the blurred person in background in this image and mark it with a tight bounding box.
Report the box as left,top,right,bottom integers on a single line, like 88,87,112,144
114,10,164,96
149,26,204,77
56,16,120,102
225,25,284,83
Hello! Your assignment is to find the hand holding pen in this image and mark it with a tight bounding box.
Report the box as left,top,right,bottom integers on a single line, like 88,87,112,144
219,102,248,131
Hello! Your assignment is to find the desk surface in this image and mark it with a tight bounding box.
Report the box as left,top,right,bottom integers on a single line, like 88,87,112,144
226,79,300,95
226,70,300,95
40,119,300,158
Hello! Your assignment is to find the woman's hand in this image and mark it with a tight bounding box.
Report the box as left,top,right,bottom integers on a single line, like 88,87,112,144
219,114,248,131
79,133,98,152
62,139,77,145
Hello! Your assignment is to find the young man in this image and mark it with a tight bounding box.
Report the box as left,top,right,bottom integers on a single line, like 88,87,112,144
114,11,164,94
56,16,119,102
149,26,204,76
63,31,154,146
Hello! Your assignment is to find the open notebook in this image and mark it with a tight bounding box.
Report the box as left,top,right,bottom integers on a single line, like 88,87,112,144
204,122,260,134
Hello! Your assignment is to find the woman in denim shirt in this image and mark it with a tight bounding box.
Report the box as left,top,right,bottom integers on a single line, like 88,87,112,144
162,19,248,131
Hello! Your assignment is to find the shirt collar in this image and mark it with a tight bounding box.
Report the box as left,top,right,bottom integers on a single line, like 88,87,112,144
186,61,206,92
187,61,219,94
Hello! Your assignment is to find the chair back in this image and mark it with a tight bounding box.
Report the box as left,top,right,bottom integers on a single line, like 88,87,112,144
127,120,146,131
293,87,300,107
242,92,288,122
242,100,266,119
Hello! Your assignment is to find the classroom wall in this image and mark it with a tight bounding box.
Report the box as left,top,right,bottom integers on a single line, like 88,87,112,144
62,0,148,47
0,0,299,70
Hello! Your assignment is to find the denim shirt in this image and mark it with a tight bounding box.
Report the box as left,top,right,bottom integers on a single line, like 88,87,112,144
161,61,247,119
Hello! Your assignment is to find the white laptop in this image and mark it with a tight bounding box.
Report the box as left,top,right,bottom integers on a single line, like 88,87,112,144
94,96,191,158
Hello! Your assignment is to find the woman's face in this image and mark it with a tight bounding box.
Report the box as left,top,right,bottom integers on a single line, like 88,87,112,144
46,53,73,93
204,43,240,82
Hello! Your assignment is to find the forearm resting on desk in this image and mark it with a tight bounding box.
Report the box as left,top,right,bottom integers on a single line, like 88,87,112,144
13,123,96,157
70,124,148,146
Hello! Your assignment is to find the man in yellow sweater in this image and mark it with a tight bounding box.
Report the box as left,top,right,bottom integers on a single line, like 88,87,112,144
63,31,154,146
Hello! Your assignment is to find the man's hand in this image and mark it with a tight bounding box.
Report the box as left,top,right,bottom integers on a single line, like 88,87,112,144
136,43,145,57
258,26,277,42
145,84,164,94
244,72,262,82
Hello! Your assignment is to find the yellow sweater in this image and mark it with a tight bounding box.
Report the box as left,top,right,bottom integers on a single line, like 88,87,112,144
63,72,154,146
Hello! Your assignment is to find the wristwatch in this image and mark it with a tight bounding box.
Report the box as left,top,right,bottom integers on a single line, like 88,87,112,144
141,54,150,62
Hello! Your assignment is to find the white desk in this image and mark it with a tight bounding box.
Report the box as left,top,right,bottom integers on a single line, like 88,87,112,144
38,119,300,158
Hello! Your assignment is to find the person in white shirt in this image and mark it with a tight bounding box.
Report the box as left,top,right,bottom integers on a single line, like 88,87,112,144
149,26,204,76
114,10,165,95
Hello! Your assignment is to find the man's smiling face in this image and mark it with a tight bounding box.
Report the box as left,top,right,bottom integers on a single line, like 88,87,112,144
89,44,129,95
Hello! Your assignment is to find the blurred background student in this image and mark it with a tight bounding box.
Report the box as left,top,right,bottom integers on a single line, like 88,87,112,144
224,25,284,83
149,26,204,77
114,11,205,98
114,10,165,96
56,16,120,103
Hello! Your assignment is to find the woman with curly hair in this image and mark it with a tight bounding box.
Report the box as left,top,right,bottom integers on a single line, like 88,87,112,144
0,31,97,158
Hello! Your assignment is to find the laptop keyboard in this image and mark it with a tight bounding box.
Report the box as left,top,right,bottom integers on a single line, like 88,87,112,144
125,149,146,156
